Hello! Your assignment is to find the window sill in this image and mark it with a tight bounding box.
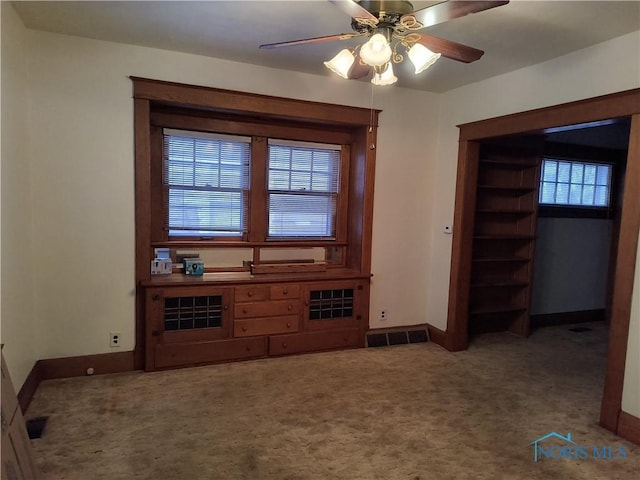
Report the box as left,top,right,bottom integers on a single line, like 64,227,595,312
538,205,614,219
152,240,348,248
140,268,371,287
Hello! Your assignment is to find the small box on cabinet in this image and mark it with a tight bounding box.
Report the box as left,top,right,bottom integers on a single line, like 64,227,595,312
151,259,172,275
184,258,205,276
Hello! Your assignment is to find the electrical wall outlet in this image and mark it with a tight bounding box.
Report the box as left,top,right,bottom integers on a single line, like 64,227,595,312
381,310,387,321
110,331,121,348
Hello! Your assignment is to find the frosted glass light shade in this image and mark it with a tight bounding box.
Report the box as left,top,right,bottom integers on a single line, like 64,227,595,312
324,49,355,79
360,33,392,67
371,63,398,86
407,43,441,74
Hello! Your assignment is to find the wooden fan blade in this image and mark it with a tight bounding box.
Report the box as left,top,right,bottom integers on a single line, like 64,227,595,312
417,34,484,63
328,0,379,24
402,1,509,30
260,33,363,49
348,53,373,79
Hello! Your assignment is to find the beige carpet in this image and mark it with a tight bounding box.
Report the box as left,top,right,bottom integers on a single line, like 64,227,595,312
28,322,638,479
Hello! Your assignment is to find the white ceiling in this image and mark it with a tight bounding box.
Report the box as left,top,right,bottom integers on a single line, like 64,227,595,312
11,0,640,92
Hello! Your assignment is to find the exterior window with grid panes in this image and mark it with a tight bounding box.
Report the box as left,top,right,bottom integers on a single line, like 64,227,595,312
163,129,251,238
267,140,341,239
539,159,612,207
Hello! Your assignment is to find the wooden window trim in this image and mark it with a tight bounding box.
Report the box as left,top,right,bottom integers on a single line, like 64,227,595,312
149,106,357,246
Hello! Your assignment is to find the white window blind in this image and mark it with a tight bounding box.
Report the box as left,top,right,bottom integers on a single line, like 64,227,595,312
163,129,251,237
267,139,341,239
539,159,612,207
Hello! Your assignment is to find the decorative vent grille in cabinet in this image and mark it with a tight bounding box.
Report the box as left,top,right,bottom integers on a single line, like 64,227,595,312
164,295,223,331
309,289,354,320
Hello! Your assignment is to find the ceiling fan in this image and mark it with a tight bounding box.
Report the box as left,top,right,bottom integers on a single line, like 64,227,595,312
260,0,510,85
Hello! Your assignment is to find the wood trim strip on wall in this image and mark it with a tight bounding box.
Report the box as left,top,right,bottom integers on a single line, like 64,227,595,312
458,89,640,141
17,362,42,414
131,77,380,127
445,140,479,351
600,113,640,432
617,411,640,445
529,309,606,329
134,98,152,371
17,351,138,413
426,323,448,349
38,351,136,381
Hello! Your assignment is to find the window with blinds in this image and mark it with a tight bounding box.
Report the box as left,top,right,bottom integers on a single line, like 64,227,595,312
267,140,341,239
163,129,251,237
539,159,612,207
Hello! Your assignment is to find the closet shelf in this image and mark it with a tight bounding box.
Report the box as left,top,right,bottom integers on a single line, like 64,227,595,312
471,280,529,288
473,234,536,240
479,159,538,169
472,256,530,263
476,209,535,215
477,185,535,193
469,305,527,315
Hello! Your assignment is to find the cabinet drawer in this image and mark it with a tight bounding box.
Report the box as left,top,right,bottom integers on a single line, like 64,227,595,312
269,329,361,356
234,315,299,337
269,284,301,299
235,286,269,302
234,300,301,318
154,337,266,369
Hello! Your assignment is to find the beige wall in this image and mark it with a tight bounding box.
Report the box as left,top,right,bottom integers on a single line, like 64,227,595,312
0,2,38,388
21,15,440,361
531,218,613,315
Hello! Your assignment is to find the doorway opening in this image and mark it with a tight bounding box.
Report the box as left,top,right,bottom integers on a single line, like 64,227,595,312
446,89,640,441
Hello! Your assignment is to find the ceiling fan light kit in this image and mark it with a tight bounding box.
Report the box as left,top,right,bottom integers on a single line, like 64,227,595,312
407,43,441,74
359,32,393,66
260,0,510,86
324,48,357,78
371,62,398,86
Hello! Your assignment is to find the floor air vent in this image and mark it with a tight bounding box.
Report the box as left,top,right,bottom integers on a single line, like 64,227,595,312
569,326,593,333
366,328,429,348
26,416,49,439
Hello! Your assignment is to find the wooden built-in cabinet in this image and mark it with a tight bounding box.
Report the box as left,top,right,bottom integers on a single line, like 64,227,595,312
143,275,369,370
468,144,541,336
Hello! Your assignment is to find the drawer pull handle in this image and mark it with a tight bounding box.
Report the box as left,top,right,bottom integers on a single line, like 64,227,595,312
224,305,229,311
151,294,161,301
282,288,288,295
246,346,251,352
287,305,292,311
242,327,247,332
286,322,292,328
282,343,287,349
243,308,248,314
248,291,253,297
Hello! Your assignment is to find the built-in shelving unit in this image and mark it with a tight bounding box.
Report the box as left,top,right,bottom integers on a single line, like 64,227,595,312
468,145,541,336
